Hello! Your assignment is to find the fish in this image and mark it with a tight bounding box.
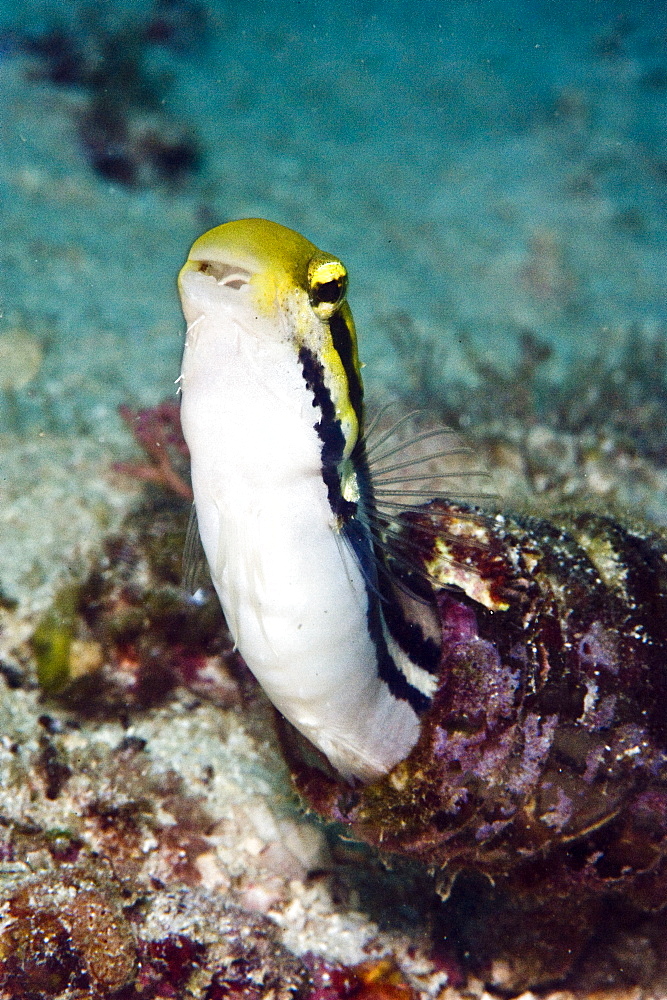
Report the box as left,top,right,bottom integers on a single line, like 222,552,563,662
178,218,480,782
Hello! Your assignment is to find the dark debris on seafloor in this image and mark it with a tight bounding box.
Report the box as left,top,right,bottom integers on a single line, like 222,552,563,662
10,0,205,187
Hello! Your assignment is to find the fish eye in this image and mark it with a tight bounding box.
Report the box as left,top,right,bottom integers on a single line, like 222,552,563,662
313,279,343,303
307,256,348,319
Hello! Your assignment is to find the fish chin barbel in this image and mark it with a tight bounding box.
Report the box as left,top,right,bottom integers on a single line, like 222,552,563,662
178,220,667,991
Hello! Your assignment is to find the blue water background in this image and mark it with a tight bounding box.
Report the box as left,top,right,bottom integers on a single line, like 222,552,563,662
0,0,665,435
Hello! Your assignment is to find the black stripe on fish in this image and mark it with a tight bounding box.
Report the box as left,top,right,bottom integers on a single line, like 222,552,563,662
299,345,356,522
299,344,433,715
344,515,432,714
329,309,364,428
369,597,432,713
380,594,441,676
353,437,441,679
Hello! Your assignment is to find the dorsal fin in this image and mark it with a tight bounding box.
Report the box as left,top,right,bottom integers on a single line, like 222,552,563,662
362,407,496,597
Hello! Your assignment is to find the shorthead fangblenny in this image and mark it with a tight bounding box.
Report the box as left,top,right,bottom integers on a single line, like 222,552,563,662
178,219,667,990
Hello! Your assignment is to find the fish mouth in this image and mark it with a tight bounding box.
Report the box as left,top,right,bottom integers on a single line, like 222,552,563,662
179,257,252,293
179,258,284,355
178,259,256,331
192,259,252,289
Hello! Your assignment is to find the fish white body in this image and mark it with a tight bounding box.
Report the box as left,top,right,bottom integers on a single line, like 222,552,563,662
179,227,421,782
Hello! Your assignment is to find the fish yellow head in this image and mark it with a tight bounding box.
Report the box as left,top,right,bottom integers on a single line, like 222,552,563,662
178,218,362,458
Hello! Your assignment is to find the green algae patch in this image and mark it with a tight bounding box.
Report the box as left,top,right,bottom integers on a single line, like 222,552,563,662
32,585,81,694
27,499,236,713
